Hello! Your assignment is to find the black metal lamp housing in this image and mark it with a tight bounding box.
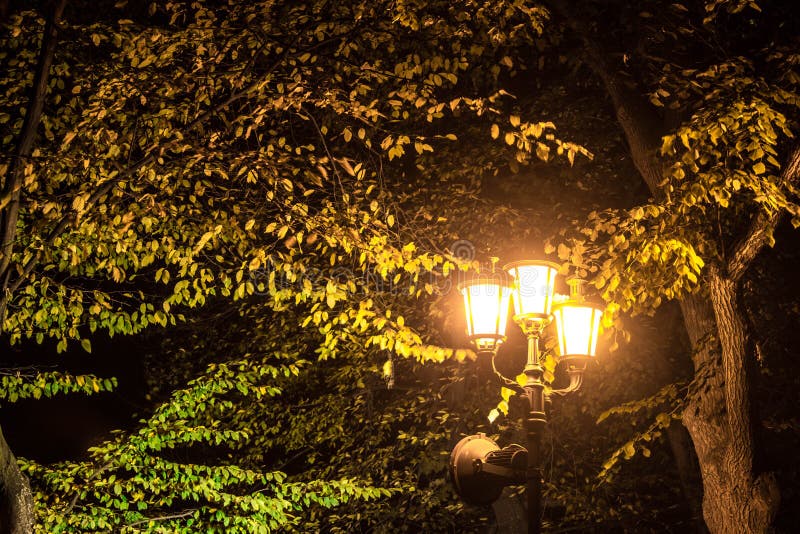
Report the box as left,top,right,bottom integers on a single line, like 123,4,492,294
449,433,527,505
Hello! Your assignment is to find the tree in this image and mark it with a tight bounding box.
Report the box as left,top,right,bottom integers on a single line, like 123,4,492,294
0,0,579,531
539,1,800,532
2,0,799,532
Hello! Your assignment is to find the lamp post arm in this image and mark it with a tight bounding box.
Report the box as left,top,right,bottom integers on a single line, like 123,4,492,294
491,353,526,395
548,368,584,396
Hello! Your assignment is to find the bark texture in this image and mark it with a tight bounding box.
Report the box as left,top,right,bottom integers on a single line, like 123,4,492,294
0,427,33,534
680,289,779,534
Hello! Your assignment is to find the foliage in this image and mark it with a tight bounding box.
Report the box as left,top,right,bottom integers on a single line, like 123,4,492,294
0,370,116,404
547,0,800,317
540,4,800,528
595,381,683,480
0,0,589,531
0,0,579,352
4,0,800,531
22,354,396,533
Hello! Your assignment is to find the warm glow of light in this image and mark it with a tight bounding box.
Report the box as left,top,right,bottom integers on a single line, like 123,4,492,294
553,303,602,358
505,261,559,319
460,281,511,349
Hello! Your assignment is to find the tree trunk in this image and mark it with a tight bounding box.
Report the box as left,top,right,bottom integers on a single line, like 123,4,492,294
665,421,707,533
550,10,787,528
679,284,779,534
0,427,33,534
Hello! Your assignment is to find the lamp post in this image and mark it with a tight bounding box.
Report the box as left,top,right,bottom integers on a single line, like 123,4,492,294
449,260,603,534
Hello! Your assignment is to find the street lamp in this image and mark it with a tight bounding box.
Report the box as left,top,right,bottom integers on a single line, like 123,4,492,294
458,273,513,354
449,260,604,534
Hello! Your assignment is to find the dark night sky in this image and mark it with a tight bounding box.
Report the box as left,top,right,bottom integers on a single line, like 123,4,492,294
1,333,152,462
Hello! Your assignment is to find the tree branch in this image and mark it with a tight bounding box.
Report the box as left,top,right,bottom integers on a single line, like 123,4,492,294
63,461,113,516
0,4,67,532
0,0,68,282
547,0,665,196
126,509,197,528
726,144,800,282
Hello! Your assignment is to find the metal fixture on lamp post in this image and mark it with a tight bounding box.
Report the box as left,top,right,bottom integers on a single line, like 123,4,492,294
449,260,603,534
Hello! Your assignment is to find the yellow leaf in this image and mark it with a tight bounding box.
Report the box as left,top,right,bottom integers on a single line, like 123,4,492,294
382,359,393,378
194,230,214,253
504,132,515,145
72,195,85,212
623,441,636,459
62,131,76,148
491,124,499,139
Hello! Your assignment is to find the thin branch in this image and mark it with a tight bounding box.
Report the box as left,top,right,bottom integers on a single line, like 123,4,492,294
491,353,525,395
63,461,113,516
303,111,345,202
126,509,198,528
726,144,800,282
274,446,313,471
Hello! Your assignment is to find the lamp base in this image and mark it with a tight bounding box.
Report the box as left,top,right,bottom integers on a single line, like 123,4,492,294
560,355,590,370
468,335,505,354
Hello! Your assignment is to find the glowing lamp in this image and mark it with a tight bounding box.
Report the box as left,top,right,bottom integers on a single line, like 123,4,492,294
458,275,512,353
552,278,603,365
504,260,559,328
450,257,608,531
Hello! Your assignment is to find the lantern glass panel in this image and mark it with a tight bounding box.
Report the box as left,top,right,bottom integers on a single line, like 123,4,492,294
460,282,511,343
505,262,558,319
554,304,602,358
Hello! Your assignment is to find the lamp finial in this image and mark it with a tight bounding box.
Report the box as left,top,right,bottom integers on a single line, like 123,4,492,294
567,277,586,300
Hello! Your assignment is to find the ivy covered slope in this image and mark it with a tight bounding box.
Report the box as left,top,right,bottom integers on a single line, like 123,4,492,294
0,0,584,532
